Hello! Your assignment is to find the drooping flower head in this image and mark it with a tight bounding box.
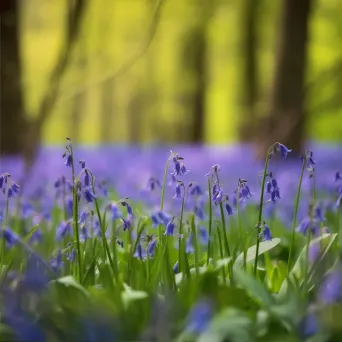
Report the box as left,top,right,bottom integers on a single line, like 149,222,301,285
170,151,189,177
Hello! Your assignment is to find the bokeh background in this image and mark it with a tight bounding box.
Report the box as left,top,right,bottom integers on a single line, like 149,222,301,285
1,0,342,163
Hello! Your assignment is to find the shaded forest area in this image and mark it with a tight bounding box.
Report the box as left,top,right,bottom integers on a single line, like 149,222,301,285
1,0,342,163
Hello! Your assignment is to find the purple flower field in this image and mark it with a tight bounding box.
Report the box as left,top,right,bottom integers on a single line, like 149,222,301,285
0,141,341,341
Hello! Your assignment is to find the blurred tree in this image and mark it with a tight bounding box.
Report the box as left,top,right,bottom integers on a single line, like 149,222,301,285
239,0,260,142
257,0,312,157
0,0,87,164
0,0,25,155
179,1,214,143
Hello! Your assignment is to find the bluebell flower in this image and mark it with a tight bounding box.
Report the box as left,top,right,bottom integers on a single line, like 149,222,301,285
151,213,160,228
80,226,91,242
173,182,182,199
225,202,234,216
186,233,194,254
1,228,19,248
78,211,89,225
121,201,134,216
238,180,253,202
56,221,72,241
319,270,342,304
116,237,124,248
109,202,122,221
157,211,171,226
134,243,147,260
194,204,205,220
50,250,63,274
84,170,91,186
266,181,272,193
298,313,318,340
262,224,272,241
7,181,20,198
186,298,213,334
173,261,179,274
84,188,96,203
147,239,157,256
212,185,223,204
66,248,77,262
314,204,325,222
122,216,132,231
64,152,73,167
171,154,189,176
335,171,341,182
0,173,7,189
147,177,161,191
22,202,34,219
276,143,292,159
189,183,203,196
199,226,209,245
66,197,73,217
93,220,102,237
79,160,86,169
296,217,320,237
164,219,176,236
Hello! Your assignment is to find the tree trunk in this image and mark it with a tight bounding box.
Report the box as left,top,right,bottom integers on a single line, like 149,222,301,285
239,0,259,142
257,0,312,158
180,24,208,144
0,0,25,155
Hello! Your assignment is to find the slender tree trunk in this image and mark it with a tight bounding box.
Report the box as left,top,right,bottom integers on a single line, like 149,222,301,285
0,0,25,155
180,9,211,144
257,0,312,158
239,0,259,142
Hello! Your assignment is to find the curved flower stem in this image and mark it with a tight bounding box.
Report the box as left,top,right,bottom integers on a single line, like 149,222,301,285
69,143,83,283
206,178,213,266
253,148,272,277
178,189,186,273
287,159,306,274
219,202,233,281
160,157,170,212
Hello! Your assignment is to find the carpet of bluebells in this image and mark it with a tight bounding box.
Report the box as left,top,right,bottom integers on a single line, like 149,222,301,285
0,139,342,342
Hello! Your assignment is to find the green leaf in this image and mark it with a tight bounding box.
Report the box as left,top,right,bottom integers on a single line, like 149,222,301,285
234,269,275,307
279,233,337,296
233,238,281,271
198,308,253,342
121,283,148,308
53,275,89,297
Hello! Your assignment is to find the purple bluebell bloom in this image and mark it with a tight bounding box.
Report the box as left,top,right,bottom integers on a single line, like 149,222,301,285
134,243,147,260
109,202,122,221
186,298,213,334
147,239,157,256
194,204,205,220
199,226,209,245
29,229,43,244
79,160,86,169
50,250,63,274
78,211,89,225
1,228,19,248
186,233,194,254
66,197,73,217
64,152,73,167
158,211,171,226
173,182,182,199
84,170,90,186
314,204,326,222
66,248,77,262
298,313,318,340
147,177,161,191
335,171,341,182
164,219,176,236
80,226,90,242
296,217,320,237
276,143,292,159
262,224,272,241
319,270,342,304
84,188,96,203
189,183,203,196
56,221,72,241
151,213,160,228
225,202,234,216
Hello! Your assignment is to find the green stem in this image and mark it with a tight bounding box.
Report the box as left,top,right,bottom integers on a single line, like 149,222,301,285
253,150,271,277
287,159,306,274
178,189,186,273
160,159,170,211
219,202,232,281
236,189,245,270
207,178,213,266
